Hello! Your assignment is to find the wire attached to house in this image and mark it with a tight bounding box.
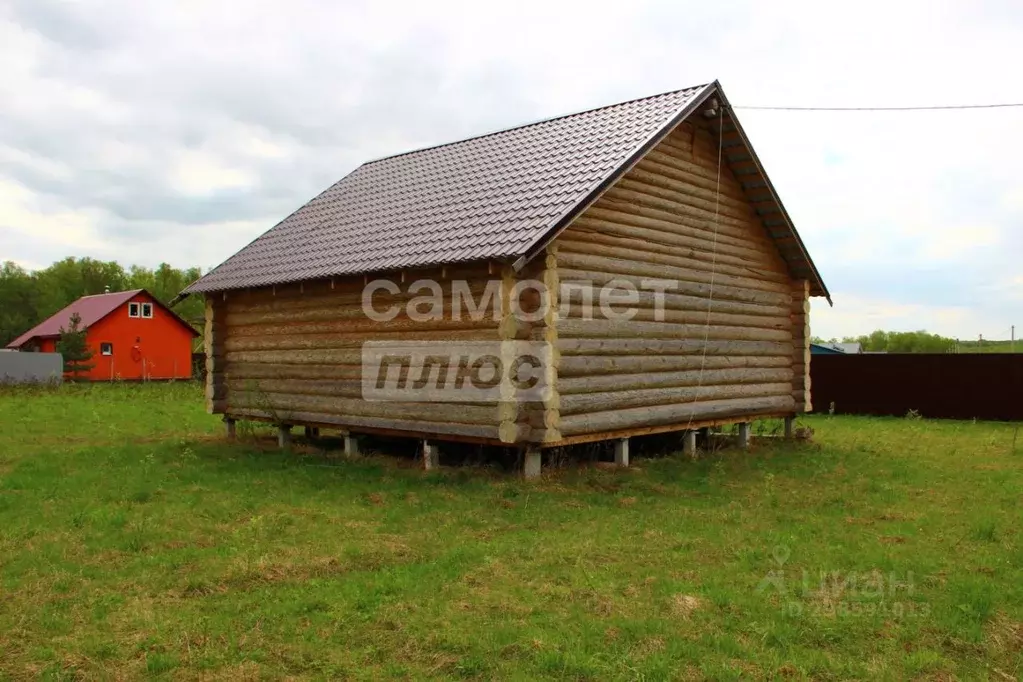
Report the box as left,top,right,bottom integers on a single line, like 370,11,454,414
731,102,1023,112
683,103,725,437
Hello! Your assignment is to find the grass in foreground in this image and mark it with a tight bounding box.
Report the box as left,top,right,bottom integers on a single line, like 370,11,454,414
0,383,1021,680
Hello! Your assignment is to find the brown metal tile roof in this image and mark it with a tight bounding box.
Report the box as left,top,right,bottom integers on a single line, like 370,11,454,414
184,81,829,300
185,85,713,293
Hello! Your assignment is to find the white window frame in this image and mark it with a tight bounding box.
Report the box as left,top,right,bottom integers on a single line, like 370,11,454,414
100,342,113,356
141,303,153,318
128,302,140,318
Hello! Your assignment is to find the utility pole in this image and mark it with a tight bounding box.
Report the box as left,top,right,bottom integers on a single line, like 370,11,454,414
1012,325,1015,353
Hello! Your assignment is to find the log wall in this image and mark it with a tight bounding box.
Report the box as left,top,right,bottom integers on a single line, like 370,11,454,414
551,120,799,438
791,279,812,412
206,263,514,442
204,118,815,447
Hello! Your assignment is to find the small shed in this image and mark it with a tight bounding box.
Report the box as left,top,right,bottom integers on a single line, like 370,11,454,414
6,289,199,381
811,342,862,355
181,80,829,474
811,343,844,355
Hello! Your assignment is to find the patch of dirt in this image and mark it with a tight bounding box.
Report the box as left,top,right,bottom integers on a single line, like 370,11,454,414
877,511,910,521
669,594,704,620
879,535,907,544
634,636,666,656
987,613,1023,654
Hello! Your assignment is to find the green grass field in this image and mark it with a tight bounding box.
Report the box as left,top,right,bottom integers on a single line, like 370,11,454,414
0,383,1020,680
957,340,1019,354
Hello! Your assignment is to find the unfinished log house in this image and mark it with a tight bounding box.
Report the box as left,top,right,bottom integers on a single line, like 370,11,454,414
180,80,829,475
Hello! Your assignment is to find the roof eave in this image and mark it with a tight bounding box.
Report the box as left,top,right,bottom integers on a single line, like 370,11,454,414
513,81,832,306
712,89,832,304
512,82,720,272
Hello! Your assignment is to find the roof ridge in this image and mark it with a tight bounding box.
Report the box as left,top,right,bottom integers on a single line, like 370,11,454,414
79,289,142,299
362,83,712,166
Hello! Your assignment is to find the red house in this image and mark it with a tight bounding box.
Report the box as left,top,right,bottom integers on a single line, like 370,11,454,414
5,289,199,381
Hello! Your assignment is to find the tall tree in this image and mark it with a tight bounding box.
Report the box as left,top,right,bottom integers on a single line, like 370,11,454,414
0,261,39,347
1,257,205,347
56,312,95,380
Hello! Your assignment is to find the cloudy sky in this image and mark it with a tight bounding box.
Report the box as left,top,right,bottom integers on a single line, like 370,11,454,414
1,0,1020,340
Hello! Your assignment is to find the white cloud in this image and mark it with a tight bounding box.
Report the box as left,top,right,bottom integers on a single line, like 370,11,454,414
0,0,1020,338
0,179,103,252
812,294,995,341
169,150,256,196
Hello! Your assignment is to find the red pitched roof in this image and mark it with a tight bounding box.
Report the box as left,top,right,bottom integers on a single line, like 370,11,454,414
6,290,197,349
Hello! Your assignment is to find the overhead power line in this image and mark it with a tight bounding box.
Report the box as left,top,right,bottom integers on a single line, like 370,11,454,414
731,102,1023,112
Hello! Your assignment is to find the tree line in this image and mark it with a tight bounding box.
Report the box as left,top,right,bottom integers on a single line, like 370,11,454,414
813,330,1013,354
4,258,1010,356
0,258,205,347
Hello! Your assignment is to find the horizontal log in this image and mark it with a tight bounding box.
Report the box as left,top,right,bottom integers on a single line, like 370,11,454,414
228,393,499,426
559,284,790,319
657,127,720,156
635,152,748,203
230,377,529,410
498,399,561,423
227,280,501,324
557,317,791,343
560,354,790,379
615,176,760,228
592,192,773,253
227,349,368,364
627,163,754,215
660,131,755,176
556,233,788,283
557,261,788,301
566,211,778,268
618,307,786,330
225,363,365,381
224,408,520,442
224,328,497,351
560,382,792,416
559,366,793,394
558,269,788,313
559,395,795,437
227,346,390,366
558,254,791,304
227,263,496,309
558,299,788,331
557,337,791,357
227,377,364,399
580,200,762,251
602,184,760,236
643,145,751,200
226,315,499,338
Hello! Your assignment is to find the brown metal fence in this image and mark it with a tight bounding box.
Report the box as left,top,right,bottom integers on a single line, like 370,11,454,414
810,354,1023,421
